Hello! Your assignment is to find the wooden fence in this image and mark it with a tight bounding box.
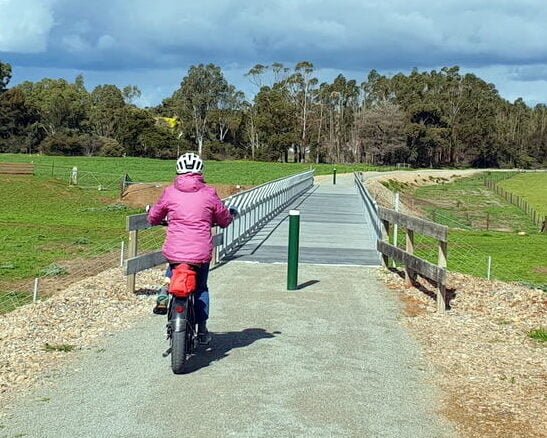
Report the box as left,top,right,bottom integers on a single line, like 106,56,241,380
124,213,224,293
377,206,449,312
0,163,35,175
484,178,545,229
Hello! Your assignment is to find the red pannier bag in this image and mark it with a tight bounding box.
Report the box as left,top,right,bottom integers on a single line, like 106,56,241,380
169,264,198,298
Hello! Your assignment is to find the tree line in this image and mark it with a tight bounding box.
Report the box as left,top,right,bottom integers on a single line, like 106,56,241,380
0,60,545,167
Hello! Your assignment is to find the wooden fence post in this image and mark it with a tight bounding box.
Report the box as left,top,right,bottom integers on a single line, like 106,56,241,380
381,220,390,267
405,229,415,287
127,230,138,293
437,240,448,312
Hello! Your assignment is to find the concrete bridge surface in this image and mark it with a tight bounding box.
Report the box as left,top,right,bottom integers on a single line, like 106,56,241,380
0,174,455,438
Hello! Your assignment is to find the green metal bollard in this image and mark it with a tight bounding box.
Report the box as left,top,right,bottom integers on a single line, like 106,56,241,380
333,167,337,185
287,210,300,290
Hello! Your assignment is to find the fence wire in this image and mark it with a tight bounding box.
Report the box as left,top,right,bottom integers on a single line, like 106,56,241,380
1,170,315,315
363,176,547,289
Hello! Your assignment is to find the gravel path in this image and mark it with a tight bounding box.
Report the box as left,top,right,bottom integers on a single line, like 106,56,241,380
0,262,455,438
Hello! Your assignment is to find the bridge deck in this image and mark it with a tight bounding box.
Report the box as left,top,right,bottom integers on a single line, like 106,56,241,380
229,174,380,265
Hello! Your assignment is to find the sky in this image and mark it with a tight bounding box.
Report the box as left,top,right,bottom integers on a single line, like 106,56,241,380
1,0,547,107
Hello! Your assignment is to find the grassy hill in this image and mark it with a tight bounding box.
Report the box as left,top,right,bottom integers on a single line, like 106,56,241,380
410,174,547,287
498,172,547,219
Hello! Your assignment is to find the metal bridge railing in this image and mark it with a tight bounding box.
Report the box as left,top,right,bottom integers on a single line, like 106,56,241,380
214,170,315,261
354,172,382,240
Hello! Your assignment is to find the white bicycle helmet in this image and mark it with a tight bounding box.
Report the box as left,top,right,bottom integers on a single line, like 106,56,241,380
176,152,204,174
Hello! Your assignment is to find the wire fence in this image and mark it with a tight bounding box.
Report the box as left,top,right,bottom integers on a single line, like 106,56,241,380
0,235,127,314
363,177,547,289
484,174,546,228
0,170,316,315
29,162,125,194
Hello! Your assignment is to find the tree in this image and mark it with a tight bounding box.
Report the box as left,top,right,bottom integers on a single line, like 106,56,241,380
0,61,12,93
211,85,245,143
122,85,142,105
288,61,318,162
170,64,231,156
89,84,125,138
254,84,298,161
17,78,90,136
0,88,39,153
356,102,406,164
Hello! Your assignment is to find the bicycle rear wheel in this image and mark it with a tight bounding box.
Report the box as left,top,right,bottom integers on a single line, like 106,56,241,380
170,295,196,374
171,330,187,374
169,296,190,374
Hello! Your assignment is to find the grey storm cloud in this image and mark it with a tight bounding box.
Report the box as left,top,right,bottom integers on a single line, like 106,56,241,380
2,0,547,106
2,0,547,70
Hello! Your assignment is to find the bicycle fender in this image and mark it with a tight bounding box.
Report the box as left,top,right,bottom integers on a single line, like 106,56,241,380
173,314,186,332
171,297,188,333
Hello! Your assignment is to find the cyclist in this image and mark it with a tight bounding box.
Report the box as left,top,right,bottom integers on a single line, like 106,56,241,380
147,152,236,344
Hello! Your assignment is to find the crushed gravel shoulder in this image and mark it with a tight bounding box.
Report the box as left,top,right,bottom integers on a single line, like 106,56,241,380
1,262,456,438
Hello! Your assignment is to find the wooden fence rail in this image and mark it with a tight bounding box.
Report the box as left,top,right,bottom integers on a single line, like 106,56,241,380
124,213,224,293
0,163,35,175
377,206,449,312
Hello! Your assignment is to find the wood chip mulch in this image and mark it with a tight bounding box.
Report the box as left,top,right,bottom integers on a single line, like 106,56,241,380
0,267,164,411
379,268,546,438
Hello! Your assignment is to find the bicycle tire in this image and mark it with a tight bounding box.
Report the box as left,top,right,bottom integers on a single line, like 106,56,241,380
171,329,187,374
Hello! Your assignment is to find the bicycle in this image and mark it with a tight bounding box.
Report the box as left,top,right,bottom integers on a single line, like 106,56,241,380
160,263,201,374
163,291,197,374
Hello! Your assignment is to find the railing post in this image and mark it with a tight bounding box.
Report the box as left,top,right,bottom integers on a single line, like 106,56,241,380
212,226,220,266
392,192,400,268
127,230,138,293
120,240,125,268
381,220,390,267
405,229,415,287
33,278,40,303
437,240,448,312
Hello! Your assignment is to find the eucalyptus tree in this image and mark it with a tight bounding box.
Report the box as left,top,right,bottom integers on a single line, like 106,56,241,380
122,85,142,105
287,61,318,162
0,61,12,93
0,88,39,153
89,84,125,138
17,78,90,136
254,83,298,161
244,63,293,160
356,101,406,165
170,64,232,156
211,85,245,143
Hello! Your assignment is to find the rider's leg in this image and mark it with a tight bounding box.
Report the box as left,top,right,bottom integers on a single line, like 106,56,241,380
153,265,171,314
194,263,211,344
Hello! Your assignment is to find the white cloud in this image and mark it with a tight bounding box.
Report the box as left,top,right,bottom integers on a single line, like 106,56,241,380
4,0,547,105
97,35,116,50
34,0,547,68
0,0,55,53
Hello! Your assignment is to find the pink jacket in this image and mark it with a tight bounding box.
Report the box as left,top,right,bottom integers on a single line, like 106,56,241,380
147,174,233,264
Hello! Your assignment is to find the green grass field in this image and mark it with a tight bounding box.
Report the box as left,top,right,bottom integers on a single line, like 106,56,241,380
497,172,547,219
406,174,547,287
411,175,538,233
0,175,139,282
0,154,390,286
0,153,390,188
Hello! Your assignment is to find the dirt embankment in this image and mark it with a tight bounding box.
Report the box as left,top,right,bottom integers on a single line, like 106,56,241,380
364,169,482,213
120,182,252,208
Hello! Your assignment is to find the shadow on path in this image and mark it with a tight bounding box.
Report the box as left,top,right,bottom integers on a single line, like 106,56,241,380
183,328,281,374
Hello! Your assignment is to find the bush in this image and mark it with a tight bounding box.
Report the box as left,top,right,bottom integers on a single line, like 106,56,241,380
39,133,85,156
98,136,125,157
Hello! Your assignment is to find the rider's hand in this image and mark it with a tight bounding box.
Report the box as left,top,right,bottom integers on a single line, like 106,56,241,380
229,206,240,218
